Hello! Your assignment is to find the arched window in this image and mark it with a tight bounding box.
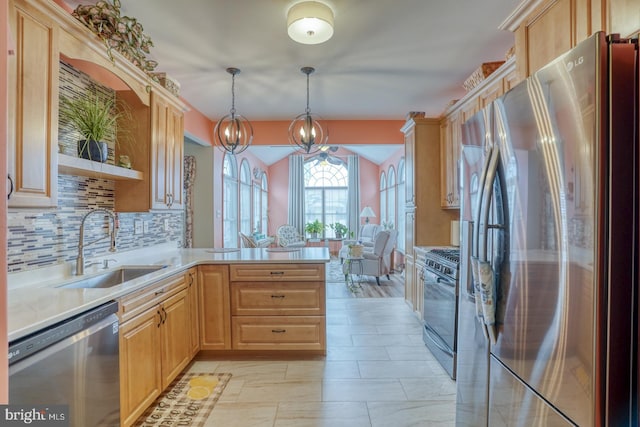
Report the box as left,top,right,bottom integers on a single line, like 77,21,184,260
252,170,269,236
239,160,252,235
379,171,387,227
260,175,269,235
397,158,406,252
304,156,348,238
387,166,396,230
223,153,238,247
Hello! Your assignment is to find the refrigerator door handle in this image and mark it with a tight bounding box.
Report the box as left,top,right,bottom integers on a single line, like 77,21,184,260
469,144,496,340
477,145,502,343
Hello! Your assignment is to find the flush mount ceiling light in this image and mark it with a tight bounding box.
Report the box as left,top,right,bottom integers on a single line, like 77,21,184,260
289,66,328,154
287,1,334,45
214,67,253,155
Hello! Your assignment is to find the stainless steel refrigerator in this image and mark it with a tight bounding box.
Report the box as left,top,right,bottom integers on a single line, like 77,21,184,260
456,32,638,426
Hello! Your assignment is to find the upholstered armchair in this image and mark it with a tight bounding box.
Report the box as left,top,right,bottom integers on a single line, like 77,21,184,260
339,223,381,262
239,232,273,248
342,229,398,285
276,225,306,247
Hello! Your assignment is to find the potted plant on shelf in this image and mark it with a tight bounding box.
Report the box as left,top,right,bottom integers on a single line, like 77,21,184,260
305,219,325,239
59,94,132,163
329,222,349,239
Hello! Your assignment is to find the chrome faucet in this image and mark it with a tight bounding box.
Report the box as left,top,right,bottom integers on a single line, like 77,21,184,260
76,209,117,275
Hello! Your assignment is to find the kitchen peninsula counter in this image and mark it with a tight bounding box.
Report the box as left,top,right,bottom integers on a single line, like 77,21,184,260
8,246,330,342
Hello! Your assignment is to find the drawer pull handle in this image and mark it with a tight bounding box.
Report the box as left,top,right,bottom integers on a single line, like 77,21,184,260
154,289,166,295
271,295,286,299
270,271,285,275
271,329,286,333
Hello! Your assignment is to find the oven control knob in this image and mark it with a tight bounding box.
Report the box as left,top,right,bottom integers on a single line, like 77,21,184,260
444,267,452,275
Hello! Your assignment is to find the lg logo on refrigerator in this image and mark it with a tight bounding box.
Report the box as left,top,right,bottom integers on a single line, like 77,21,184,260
566,56,584,71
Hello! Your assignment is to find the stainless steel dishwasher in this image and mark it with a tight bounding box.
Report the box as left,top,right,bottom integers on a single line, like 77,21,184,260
9,301,120,427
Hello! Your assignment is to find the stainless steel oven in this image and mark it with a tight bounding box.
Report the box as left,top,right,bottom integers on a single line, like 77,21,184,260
422,247,459,379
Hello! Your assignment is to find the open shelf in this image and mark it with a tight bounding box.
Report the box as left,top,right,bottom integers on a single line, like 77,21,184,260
58,153,143,181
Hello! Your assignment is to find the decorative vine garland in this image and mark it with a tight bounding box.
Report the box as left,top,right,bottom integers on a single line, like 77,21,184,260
72,0,158,75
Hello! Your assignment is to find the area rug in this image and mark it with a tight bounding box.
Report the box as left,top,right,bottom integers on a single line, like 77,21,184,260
134,372,231,427
325,259,404,298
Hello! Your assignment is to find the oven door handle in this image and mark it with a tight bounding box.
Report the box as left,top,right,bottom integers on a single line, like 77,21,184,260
435,276,455,286
422,269,456,286
423,324,454,357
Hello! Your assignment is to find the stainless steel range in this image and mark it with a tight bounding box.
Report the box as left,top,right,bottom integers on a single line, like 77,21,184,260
421,247,460,379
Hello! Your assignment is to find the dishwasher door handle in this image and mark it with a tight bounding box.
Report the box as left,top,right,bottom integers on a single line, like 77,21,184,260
9,314,119,375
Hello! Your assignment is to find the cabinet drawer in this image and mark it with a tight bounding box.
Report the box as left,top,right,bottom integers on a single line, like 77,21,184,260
231,282,325,316
231,316,326,351
230,263,325,282
119,272,186,323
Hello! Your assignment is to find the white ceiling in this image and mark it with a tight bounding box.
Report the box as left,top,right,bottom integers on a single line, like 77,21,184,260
66,0,524,164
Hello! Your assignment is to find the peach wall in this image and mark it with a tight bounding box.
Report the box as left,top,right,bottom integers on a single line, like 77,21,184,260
265,148,384,231
249,120,404,146
359,158,381,223
2,0,10,402
183,99,214,145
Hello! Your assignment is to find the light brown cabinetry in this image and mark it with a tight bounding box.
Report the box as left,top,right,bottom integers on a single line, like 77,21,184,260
116,90,185,212
150,91,184,210
413,247,428,320
402,115,457,312
402,116,459,247
198,265,231,350
118,272,190,427
229,263,326,353
509,0,638,79
186,267,200,358
7,0,58,208
440,113,460,209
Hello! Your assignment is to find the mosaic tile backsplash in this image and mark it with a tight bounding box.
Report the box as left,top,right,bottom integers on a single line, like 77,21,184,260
7,172,183,274
8,59,183,274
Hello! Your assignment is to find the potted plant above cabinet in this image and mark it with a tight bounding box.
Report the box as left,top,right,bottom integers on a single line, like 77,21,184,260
59,93,132,163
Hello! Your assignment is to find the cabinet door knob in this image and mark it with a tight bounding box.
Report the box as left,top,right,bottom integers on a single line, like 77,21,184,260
7,174,13,200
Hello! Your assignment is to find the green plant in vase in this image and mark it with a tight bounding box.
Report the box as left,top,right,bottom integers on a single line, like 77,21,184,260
305,219,325,239
59,94,132,163
329,222,349,239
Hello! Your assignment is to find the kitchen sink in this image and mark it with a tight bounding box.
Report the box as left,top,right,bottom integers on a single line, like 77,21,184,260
60,265,168,289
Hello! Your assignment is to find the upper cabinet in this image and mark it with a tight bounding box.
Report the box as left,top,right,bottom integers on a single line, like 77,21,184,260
7,0,59,208
440,112,460,209
440,59,516,211
8,0,185,211
150,91,184,211
510,0,638,80
115,90,185,212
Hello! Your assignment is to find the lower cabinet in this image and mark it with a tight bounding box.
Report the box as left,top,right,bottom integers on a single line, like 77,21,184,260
186,267,200,357
119,262,327,425
198,265,231,350
118,273,190,427
230,281,326,352
229,264,326,353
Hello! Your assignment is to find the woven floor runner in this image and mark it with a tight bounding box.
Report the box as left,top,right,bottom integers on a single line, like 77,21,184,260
134,372,231,427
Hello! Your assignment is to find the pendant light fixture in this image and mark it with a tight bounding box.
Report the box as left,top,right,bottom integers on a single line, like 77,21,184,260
214,67,253,155
289,66,328,154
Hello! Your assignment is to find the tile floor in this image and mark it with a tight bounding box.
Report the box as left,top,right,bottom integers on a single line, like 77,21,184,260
189,290,456,426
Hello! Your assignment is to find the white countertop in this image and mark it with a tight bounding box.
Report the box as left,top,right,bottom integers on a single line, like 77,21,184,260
8,245,330,342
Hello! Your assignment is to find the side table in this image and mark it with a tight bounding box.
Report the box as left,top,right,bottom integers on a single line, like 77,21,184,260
344,256,364,291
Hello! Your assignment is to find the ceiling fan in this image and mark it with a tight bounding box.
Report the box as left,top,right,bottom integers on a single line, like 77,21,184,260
315,148,342,165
